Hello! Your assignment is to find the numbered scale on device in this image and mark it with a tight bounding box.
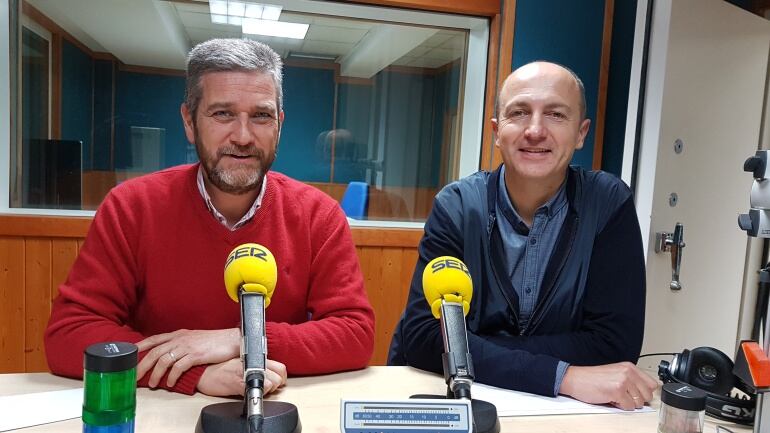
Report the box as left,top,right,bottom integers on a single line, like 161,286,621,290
340,399,473,433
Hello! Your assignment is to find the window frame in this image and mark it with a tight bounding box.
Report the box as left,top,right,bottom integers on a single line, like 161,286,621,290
0,0,489,228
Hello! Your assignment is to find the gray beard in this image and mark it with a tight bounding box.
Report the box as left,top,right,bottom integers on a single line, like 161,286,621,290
205,163,263,195
192,121,278,195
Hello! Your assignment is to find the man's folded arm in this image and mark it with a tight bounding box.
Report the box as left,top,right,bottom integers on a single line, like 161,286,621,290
44,191,205,395
398,289,564,396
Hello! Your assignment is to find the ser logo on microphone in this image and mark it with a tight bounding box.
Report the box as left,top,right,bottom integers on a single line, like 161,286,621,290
225,245,269,269
430,258,470,276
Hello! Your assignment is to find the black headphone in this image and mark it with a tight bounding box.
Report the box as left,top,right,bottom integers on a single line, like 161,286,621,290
658,347,756,425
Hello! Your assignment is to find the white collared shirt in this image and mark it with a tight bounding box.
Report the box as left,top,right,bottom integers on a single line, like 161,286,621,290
196,165,267,231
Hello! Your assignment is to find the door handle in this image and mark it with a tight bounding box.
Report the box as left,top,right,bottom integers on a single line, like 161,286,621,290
655,223,685,290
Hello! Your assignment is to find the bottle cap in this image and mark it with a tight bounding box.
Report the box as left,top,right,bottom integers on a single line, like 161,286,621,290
84,342,138,373
661,382,707,411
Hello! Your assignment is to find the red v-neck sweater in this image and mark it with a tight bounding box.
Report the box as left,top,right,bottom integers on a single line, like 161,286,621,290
44,164,375,394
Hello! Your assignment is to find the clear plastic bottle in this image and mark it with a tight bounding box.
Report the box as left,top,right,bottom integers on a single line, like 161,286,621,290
658,382,707,433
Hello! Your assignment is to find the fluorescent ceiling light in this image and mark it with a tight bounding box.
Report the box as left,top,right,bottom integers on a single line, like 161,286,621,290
211,1,286,26
262,5,282,21
242,18,309,39
288,52,337,61
244,4,264,18
228,1,246,17
209,0,228,15
211,14,228,24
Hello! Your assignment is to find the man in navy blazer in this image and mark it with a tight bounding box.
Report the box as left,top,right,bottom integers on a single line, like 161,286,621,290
389,61,657,410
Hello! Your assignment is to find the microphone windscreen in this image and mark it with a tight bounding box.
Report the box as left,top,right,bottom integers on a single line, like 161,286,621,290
422,256,472,319
224,243,277,307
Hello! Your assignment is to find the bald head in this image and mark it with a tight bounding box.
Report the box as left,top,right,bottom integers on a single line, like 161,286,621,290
497,61,586,121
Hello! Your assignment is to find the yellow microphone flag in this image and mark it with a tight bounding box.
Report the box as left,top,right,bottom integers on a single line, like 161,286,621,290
224,243,277,308
422,256,473,319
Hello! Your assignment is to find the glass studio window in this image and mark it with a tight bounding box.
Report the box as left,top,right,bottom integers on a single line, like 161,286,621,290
4,0,488,224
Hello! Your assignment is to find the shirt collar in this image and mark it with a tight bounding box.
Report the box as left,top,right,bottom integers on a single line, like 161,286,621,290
196,164,267,231
497,165,568,229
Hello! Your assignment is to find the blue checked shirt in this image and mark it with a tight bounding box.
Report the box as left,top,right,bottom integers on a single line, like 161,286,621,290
496,165,570,395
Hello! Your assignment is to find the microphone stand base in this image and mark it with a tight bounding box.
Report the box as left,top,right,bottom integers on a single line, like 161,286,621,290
410,394,500,433
195,401,301,433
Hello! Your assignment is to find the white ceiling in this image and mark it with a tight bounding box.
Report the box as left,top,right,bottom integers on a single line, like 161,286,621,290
26,0,467,74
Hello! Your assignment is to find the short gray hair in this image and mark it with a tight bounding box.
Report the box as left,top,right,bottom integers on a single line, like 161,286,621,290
560,64,586,121
184,38,283,118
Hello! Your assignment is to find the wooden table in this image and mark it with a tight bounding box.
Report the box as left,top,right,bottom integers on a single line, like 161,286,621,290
0,366,751,433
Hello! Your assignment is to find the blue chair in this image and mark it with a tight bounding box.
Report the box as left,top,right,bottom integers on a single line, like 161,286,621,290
341,181,369,219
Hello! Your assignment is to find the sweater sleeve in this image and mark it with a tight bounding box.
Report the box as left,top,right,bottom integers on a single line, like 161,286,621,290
265,203,375,374
44,189,204,395
397,195,645,397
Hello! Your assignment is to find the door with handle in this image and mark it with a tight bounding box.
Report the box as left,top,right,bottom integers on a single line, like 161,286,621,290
655,223,684,291
630,0,770,368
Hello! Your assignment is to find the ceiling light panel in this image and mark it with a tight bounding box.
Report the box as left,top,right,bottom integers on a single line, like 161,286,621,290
242,18,309,39
244,4,264,18
209,0,228,15
228,1,246,17
261,5,282,21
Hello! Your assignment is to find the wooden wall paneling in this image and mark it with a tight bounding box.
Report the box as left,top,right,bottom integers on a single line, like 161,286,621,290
117,63,185,77
415,187,436,221
0,215,92,238
592,0,615,170
0,238,25,372
349,0,499,16
351,228,422,248
306,182,347,201
24,238,52,371
479,13,502,172
491,0,517,171
306,183,437,221
373,247,411,365
51,239,78,300
1,219,423,371
82,170,117,210
357,246,386,364
356,243,419,366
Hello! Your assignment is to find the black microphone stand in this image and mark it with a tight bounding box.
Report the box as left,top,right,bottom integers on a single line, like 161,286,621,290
196,290,301,433
195,399,300,433
412,301,500,433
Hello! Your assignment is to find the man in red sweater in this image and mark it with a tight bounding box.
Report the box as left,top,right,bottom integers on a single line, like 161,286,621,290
44,38,375,396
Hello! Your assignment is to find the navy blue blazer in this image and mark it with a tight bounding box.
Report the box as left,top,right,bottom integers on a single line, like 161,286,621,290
388,166,646,396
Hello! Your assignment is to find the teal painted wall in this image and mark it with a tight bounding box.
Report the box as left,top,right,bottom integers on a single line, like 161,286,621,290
334,82,373,183
92,60,113,170
379,70,438,188
333,64,460,188
511,0,605,171
602,0,638,175
58,2,641,185
60,40,92,169
113,71,187,170
511,0,638,176
272,65,335,182
60,54,453,187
